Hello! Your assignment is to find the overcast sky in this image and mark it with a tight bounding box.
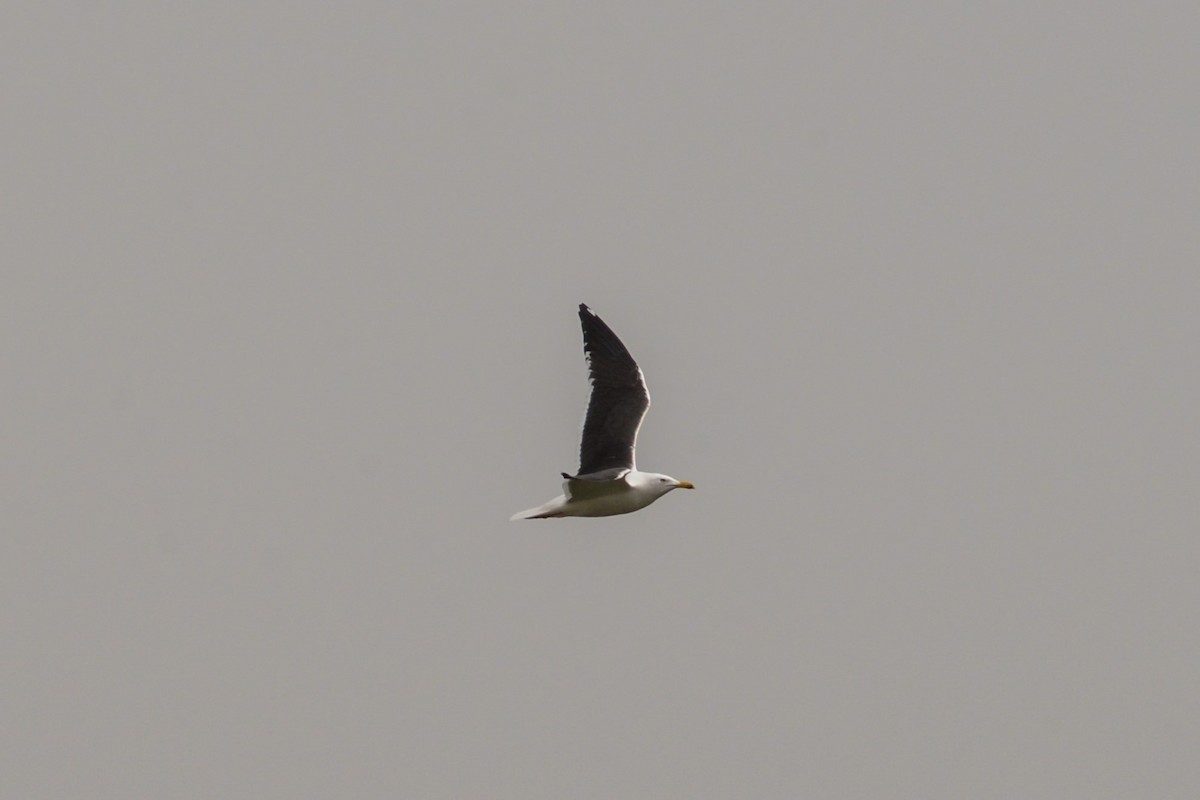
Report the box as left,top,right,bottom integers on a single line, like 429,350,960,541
4,3,1198,798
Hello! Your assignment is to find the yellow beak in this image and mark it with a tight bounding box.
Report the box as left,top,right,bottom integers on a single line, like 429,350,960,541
675,480,695,489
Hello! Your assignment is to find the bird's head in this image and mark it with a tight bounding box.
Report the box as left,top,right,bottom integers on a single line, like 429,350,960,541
641,473,695,495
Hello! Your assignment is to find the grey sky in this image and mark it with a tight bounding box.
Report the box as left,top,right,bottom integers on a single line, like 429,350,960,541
4,3,1198,797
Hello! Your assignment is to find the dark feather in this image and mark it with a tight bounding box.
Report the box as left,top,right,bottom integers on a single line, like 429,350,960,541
577,304,650,474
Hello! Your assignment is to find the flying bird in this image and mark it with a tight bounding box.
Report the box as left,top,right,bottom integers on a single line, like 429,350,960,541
510,304,694,520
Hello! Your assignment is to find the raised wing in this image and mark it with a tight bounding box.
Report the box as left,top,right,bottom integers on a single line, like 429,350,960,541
577,304,650,474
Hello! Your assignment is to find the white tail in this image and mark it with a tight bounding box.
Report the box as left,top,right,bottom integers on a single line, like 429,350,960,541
509,495,567,521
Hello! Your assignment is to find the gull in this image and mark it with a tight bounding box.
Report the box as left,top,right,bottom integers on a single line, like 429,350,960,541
511,304,694,520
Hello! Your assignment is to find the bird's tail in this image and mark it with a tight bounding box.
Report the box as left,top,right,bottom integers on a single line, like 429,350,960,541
509,496,567,521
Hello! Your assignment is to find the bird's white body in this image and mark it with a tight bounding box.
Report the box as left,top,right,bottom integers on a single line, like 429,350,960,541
510,471,693,520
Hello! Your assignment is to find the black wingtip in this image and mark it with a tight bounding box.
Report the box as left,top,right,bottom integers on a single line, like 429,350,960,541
579,303,591,315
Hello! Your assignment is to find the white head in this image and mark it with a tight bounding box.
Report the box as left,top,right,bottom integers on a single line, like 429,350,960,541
632,471,696,497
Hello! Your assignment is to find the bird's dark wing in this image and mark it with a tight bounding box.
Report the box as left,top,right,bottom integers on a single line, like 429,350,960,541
577,304,650,474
